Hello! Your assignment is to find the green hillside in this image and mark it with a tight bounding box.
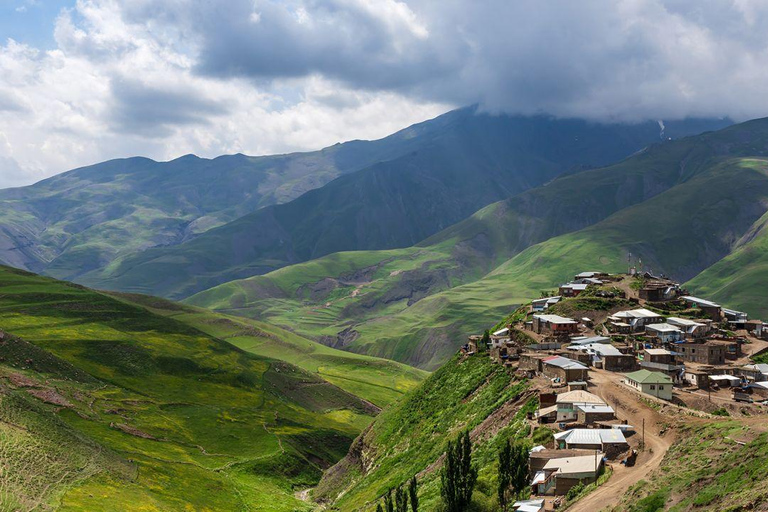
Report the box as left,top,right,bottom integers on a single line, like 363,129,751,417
188,118,768,368
0,107,483,283
81,114,729,300
613,421,768,511
0,265,421,510
314,354,539,511
685,210,768,319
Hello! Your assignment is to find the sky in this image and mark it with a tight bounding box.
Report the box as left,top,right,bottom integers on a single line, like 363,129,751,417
2,0,768,188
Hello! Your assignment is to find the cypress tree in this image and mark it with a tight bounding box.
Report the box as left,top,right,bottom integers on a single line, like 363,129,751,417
441,431,477,512
395,485,408,512
408,476,418,512
384,488,394,512
376,504,383,512
498,439,512,511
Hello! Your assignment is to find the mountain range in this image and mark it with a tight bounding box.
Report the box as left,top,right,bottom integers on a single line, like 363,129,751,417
0,108,728,300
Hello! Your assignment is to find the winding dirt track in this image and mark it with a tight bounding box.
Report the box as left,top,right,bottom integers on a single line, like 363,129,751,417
567,369,674,512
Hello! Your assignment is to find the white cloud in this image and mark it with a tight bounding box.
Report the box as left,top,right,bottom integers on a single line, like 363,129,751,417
0,0,448,188
4,0,768,188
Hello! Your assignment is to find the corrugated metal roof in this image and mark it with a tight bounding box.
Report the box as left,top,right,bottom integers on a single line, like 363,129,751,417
555,429,627,445
543,356,588,370
567,343,622,356
681,296,721,308
624,369,672,384
534,314,577,324
555,390,605,404
646,323,682,333
574,404,615,414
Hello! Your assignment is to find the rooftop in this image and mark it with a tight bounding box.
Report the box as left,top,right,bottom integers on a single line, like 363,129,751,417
574,404,615,414
542,454,604,474
543,356,588,370
681,296,721,308
611,308,663,319
644,348,672,356
569,336,611,345
554,428,627,445
667,317,705,327
567,343,623,356
625,369,672,384
533,314,577,324
646,323,683,333
555,390,605,405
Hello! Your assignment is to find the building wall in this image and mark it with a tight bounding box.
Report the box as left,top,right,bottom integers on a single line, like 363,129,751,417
603,355,637,372
577,411,616,425
641,382,672,400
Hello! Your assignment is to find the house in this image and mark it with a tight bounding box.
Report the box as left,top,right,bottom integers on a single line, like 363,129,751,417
575,403,616,425
554,390,605,422
666,317,709,339
746,320,765,338
565,343,636,371
532,296,561,312
608,308,664,332
740,363,768,383
530,453,604,496
569,336,611,346
708,374,743,388
680,296,722,320
645,323,684,343
553,429,628,458
574,277,604,285
724,308,749,327
682,365,712,389
638,281,680,302
542,356,589,383
559,283,589,297
574,271,609,280
513,499,545,512
519,353,549,372
624,369,673,400
531,314,579,335
640,349,683,380
674,341,727,365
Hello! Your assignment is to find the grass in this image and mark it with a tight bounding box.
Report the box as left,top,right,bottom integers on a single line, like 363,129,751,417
315,355,537,511
0,265,398,510
614,421,768,511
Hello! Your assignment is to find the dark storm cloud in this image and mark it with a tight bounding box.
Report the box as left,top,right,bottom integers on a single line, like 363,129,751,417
123,0,768,121
109,78,231,136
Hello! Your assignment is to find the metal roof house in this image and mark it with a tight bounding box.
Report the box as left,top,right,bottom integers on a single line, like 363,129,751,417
624,369,673,400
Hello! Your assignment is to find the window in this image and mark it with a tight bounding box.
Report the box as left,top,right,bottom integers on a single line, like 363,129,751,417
658,385,664,390
650,385,656,390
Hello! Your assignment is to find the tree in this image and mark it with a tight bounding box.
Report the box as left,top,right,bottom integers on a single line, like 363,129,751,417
498,439,530,510
377,504,383,512
441,431,477,512
408,476,419,512
395,485,408,512
384,488,394,512
498,440,512,511
480,329,491,351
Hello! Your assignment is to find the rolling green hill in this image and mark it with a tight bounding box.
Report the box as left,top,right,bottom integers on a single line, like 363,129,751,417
189,118,768,369
76,113,729,299
314,354,539,511
0,107,497,283
0,265,423,510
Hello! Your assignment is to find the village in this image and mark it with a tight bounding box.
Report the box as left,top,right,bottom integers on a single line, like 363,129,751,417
462,270,768,512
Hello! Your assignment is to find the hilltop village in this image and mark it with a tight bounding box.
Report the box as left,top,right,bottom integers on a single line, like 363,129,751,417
462,270,768,511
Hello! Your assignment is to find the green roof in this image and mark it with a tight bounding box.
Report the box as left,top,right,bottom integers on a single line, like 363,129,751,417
625,369,672,384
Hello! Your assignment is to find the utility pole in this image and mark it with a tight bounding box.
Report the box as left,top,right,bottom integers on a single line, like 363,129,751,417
642,418,645,451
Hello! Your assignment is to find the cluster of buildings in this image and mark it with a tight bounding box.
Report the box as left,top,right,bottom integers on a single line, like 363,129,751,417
464,270,768,504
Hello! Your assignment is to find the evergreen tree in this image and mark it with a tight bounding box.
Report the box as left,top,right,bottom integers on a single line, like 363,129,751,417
498,440,512,511
499,439,531,509
377,504,383,512
395,485,408,512
408,476,419,512
384,488,394,512
480,329,491,350
440,431,477,512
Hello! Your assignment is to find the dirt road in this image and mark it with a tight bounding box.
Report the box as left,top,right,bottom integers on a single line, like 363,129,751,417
568,370,674,512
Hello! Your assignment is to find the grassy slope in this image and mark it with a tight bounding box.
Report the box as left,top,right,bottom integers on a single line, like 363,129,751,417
315,355,538,511
111,293,426,409
189,119,768,369
614,421,768,511
685,209,768,319
0,265,417,510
